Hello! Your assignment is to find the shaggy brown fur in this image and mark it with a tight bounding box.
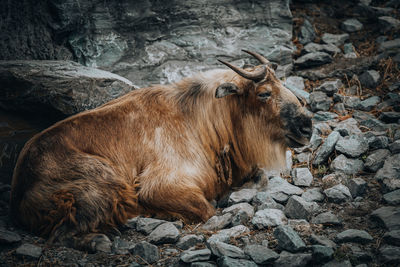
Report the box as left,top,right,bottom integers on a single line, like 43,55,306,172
10,59,311,248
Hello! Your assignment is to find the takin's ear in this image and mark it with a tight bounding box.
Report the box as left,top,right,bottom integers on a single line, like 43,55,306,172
215,83,240,98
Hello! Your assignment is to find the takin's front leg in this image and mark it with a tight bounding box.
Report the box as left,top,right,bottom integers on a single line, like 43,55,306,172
137,182,216,222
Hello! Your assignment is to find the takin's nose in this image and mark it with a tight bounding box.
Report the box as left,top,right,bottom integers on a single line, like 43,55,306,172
299,124,312,140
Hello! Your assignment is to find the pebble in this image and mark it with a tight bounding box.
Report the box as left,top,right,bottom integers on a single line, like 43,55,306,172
370,206,400,230
366,135,389,150
273,251,312,267
383,189,400,205
209,241,245,258
292,168,313,187
312,245,334,263
299,18,316,44
217,256,258,267
310,234,337,248
222,202,254,218
341,18,363,32
228,189,257,205
389,140,400,154
147,222,180,244
244,244,279,264
379,245,400,263
359,70,381,88
347,178,367,198
294,52,333,68
330,154,364,175
375,153,400,182
383,230,400,246
302,188,325,202
364,149,390,172
176,235,204,250
324,184,352,203
15,243,42,259
321,33,349,46
252,208,287,229
284,195,320,220
313,131,340,166
379,111,400,123
274,225,306,252
322,260,352,267
303,42,341,55
136,217,166,234
202,213,233,231
309,91,332,112
316,79,342,96
334,118,362,136
378,16,400,33
335,135,368,158
190,263,216,267
336,229,373,244
180,248,211,263
311,211,342,225
357,96,381,111
130,241,159,263
266,176,304,203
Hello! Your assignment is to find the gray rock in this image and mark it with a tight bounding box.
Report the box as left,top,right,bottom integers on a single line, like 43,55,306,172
347,178,367,198
341,19,363,32
389,140,400,154
303,43,341,55
324,184,353,203
217,225,250,239
253,192,284,210
322,260,352,267
365,149,390,172
360,118,388,132
266,176,304,203
343,96,362,109
252,209,287,229
312,245,334,262
313,111,338,122
379,112,400,123
202,213,233,231
130,241,159,264
370,206,400,230
223,203,254,218
311,211,342,225
309,91,332,112
147,222,180,244
357,96,381,111
383,230,400,246
15,243,42,259
310,234,337,248
321,33,349,46
294,52,332,68
375,154,400,182
284,76,310,104
229,189,257,205
310,130,324,150
378,16,400,33
336,229,373,244
379,245,400,263
0,229,21,244
273,251,312,267
344,43,355,55
176,235,204,250
383,189,400,205
209,241,245,259
190,263,217,267
292,168,313,187
299,19,316,45
378,38,400,54
244,244,279,264
112,237,135,255
217,256,258,267
335,135,368,158
284,195,320,220
334,118,362,136
313,131,340,166
321,173,347,189
0,61,134,116
349,244,373,262
381,178,400,194
274,225,306,252
180,248,211,263
366,135,389,150
302,188,325,202
330,154,364,175
359,70,381,89
296,152,312,163
136,217,167,235
316,79,342,96
313,122,332,136
125,216,140,229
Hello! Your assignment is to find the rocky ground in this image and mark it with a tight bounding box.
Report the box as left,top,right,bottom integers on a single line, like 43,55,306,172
1,0,400,266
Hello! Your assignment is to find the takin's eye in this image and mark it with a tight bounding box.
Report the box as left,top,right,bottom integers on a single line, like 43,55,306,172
257,91,272,101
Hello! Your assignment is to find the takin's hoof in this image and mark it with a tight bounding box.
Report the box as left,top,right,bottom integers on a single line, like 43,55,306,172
79,233,112,253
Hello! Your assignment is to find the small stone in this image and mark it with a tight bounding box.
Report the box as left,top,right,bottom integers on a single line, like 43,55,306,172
334,118,362,136
347,178,367,198
125,216,140,229
217,256,258,267
316,79,342,96
312,245,334,262
303,42,341,55
389,140,400,154
375,154,400,182
112,237,134,255
321,33,349,46
343,96,361,109
302,188,325,202
253,192,283,210
360,118,388,132
349,244,373,262
252,209,287,229
378,38,400,53
266,176,304,203
202,213,233,231
336,229,373,244
310,234,337,248
176,235,204,250
284,195,320,220
322,260,352,267
313,131,340,166
379,112,400,123
190,263,216,267
335,135,368,158
324,184,352,203
313,111,338,122
292,168,313,187
273,251,312,267
379,245,400,263
244,244,279,264
378,16,400,33
15,243,42,259
333,103,348,116
288,219,310,230
0,228,21,244
310,129,323,150
136,217,166,234
274,225,306,252
296,152,312,163
383,189,400,205
294,52,333,68
130,241,159,264
330,154,364,175
228,189,257,205
147,222,180,244
311,211,342,225
366,135,389,150
217,225,250,239
383,230,400,246
314,122,332,135
364,149,391,172
371,206,400,230
209,241,246,259
309,91,332,112
299,19,316,45
359,70,380,89
357,96,381,111
180,248,211,263
222,203,254,218
341,19,363,32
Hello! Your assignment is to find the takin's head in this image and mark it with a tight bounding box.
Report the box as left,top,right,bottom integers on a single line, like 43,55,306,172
216,50,312,149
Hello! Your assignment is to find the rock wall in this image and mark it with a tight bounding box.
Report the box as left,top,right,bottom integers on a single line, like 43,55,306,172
0,0,293,87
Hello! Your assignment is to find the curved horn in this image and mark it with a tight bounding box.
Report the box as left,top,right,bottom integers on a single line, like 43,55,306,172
242,49,270,64
218,59,266,82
